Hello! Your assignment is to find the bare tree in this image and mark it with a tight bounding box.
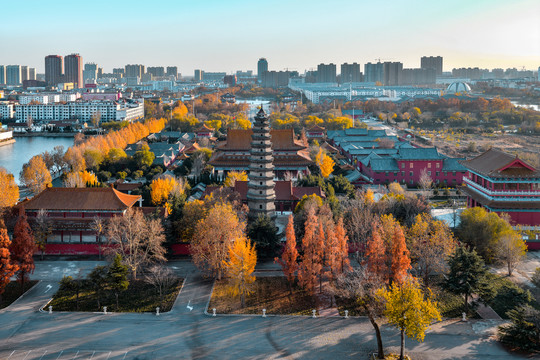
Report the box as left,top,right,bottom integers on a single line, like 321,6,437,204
331,267,386,359
144,265,177,305
378,137,395,149
342,193,377,262
495,230,527,276
418,168,433,198
33,209,51,260
106,208,166,280
91,111,101,128
92,217,105,260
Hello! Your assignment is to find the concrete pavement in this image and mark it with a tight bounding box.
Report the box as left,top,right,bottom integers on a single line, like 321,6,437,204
0,260,523,359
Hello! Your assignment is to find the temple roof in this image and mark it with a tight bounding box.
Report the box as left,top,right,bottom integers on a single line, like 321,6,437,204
204,181,325,201
196,124,214,133
216,129,306,151
460,149,540,178
462,187,540,210
21,187,141,211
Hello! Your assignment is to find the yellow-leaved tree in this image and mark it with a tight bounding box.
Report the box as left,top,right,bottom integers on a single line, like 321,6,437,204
64,170,98,188
0,168,19,209
223,236,257,308
150,177,184,205
20,155,52,194
377,277,441,360
224,171,248,187
314,148,335,178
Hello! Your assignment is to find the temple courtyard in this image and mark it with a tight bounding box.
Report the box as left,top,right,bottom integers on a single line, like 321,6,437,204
0,260,530,360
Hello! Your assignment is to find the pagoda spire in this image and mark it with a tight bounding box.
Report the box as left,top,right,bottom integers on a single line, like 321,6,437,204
247,108,276,219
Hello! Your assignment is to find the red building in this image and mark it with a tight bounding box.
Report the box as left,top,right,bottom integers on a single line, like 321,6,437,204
460,149,540,249
306,125,326,140
209,129,313,178
21,187,142,255
204,180,325,213
195,124,214,138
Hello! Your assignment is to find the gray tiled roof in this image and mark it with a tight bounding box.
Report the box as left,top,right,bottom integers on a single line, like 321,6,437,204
442,158,467,171
397,147,444,160
369,158,400,171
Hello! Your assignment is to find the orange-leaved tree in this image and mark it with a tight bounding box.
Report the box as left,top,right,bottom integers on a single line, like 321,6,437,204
276,215,298,292
20,155,52,194
10,210,35,292
297,208,323,295
223,236,257,308
0,168,19,209
335,217,351,274
150,177,183,206
0,221,18,302
224,171,248,187
191,202,244,280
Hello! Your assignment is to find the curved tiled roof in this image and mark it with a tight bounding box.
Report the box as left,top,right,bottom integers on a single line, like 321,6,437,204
217,129,305,151
460,149,539,178
22,187,141,211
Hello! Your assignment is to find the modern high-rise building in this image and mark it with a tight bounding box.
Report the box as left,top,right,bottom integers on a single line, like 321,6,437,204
383,62,403,86
64,54,83,88
420,56,443,76
45,55,63,86
364,62,384,83
194,69,203,82
316,63,337,83
113,68,125,75
6,65,21,85
340,63,362,83
83,63,98,82
166,66,178,78
29,68,36,81
147,66,165,77
257,58,268,82
125,64,145,78
0,65,5,85
21,66,29,82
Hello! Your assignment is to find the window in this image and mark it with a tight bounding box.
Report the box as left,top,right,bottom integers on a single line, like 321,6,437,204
443,172,447,176
436,163,440,169
409,171,413,177
259,191,262,194
452,171,456,176
436,171,439,176
410,163,413,169
385,171,389,176
260,205,263,209
410,179,414,185
260,173,262,176
401,163,405,169
401,171,405,176
428,163,431,168
394,172,398,176
259,182,262,185
427,171,431,176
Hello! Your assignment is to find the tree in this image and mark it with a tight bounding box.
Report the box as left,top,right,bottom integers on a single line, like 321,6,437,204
457,207,515,263
177,200,207,242
191,202,244,280
133,144,155,168
407,213,456,286
495,230,527,276
64,171,98,188
333,268,386,359
33,209,51,260
297,209,323,295
276,215,298,292
150,177,184,206
246,214,280,258
88,265,108,310
498,305,540,352
334,218,351,274
91,111,101,128
0,168,19,210
0,223,18,302
223,236,257,308
444,246,489,314
377,277,441,360
92,217,105,260
418,168,432,196
20,155,52,194
144,265,176,306
105,208,166,280
388,182,405,195
314,148,334,178
108,254,129,311
224,171,248,187
59,272,84,311
10,211,35,292
532,267,540,289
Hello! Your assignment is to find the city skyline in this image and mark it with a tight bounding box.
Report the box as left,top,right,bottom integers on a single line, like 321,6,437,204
1,0,539,74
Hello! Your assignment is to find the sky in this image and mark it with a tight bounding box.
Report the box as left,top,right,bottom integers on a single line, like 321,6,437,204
1,0,539,75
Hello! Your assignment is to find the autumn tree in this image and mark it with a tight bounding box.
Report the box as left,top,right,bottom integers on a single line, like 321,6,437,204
334,218,351,274
33,209,51,260
0,168,19,210
105,208,166,280
314,148,335,178
418,168,432,197
342,191,377,259
64,171,98,188
223,236,257,308
407,213,456,286
377,277,441,360
176,199,207,242
191,202,244,280
495,229,527,276
276,215,298,291
150,177,184,206
0,222,18,302
297,209,323,295
10,211,35,292
224,171,248,187
108,254,129,311
20,155,52,194
333,268,386,359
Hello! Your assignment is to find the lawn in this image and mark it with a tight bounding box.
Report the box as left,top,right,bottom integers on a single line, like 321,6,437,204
209,276,317,315
0,280,39,309
47,278,183,313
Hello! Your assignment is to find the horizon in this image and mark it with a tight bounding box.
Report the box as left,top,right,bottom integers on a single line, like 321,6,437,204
1,0,539,74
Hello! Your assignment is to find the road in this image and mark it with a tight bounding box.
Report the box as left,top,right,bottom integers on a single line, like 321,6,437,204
0,260,523,360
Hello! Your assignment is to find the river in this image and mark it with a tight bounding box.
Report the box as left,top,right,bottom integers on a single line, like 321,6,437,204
0,136,74,182
510,101,540,111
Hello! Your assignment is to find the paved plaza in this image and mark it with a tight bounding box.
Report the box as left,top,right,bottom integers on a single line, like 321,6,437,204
0,260,525,359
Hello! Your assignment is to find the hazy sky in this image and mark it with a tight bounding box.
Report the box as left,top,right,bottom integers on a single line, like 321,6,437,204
1,0,539,75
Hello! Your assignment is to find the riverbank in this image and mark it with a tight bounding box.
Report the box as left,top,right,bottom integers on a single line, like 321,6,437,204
13,132,78,137
0,139,16,147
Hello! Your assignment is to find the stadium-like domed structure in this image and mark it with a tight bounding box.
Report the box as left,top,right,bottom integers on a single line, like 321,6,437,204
446,82,471,94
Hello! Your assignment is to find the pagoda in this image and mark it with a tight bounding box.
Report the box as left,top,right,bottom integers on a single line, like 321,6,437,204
247,108,276,219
